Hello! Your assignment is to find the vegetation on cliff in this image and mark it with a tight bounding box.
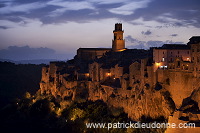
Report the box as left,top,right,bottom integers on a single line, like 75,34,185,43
0,91,167,133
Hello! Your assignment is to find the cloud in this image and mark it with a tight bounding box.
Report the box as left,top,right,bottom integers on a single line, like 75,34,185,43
47,0,95,17
0,26,10,29
0,1,46,14
141,30,152,35
128,0,200,28
0,45,57,60
88,0,129,5
125,35,184,49
108,0,151,15
0,0,200,28
125,35,138,43
170,34,178,37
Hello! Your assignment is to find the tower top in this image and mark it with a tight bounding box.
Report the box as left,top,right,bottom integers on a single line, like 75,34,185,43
114,23,123,32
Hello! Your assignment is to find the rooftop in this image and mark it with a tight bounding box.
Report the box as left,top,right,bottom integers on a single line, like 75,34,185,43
78,48,112,51
155,44,189,50
188,36,200,45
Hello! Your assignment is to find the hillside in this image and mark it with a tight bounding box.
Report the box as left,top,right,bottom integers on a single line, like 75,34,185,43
0,61,44,108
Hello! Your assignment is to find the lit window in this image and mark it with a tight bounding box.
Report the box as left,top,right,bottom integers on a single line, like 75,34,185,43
162,58,165,62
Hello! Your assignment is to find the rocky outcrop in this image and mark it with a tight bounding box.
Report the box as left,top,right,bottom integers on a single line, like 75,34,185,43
40,71,176,121
87,81,175,121
39,61,200,131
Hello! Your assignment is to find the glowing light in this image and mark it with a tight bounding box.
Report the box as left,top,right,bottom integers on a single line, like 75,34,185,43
85,73,89,77
187,58,190,61
155,62,161,66
117,48,126,52
107,73,111,76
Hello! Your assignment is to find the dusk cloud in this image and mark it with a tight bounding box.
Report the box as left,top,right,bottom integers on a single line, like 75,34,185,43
170,34,178,37
0,0,199,27
0,26,10,29
47,0,95,17
125,35,184,49
141,30,152,35
0,46,56,60
0,1,46,14
108,0,151,15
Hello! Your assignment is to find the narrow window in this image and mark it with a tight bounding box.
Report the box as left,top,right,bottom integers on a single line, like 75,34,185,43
177,61,180,67
162,57,165,62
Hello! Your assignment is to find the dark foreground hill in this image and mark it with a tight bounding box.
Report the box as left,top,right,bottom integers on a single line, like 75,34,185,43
0,61,44,108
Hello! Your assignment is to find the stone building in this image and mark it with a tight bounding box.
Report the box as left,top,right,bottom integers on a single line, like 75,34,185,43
153,44,191,71
189,36,200,77
76,23,126,61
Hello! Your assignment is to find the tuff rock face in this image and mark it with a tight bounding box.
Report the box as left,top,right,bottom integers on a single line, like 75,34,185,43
39,58,200,132
40,66,176,121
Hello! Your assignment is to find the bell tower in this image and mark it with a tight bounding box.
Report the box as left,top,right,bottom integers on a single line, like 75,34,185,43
112,23,125,52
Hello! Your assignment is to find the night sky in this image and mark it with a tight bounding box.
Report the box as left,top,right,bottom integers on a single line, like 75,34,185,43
0,0,200,60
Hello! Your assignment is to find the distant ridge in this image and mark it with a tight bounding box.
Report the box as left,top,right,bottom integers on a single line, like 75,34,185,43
0,58,66,64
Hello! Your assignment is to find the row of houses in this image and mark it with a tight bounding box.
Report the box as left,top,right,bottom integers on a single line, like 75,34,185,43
87,36,200,90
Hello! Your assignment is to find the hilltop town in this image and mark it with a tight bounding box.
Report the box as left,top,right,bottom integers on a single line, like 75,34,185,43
39,23,200,132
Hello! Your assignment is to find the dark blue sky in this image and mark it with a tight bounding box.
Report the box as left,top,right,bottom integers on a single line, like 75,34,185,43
0,0,200,60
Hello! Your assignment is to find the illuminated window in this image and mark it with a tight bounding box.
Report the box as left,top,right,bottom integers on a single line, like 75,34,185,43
162,58,165,62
